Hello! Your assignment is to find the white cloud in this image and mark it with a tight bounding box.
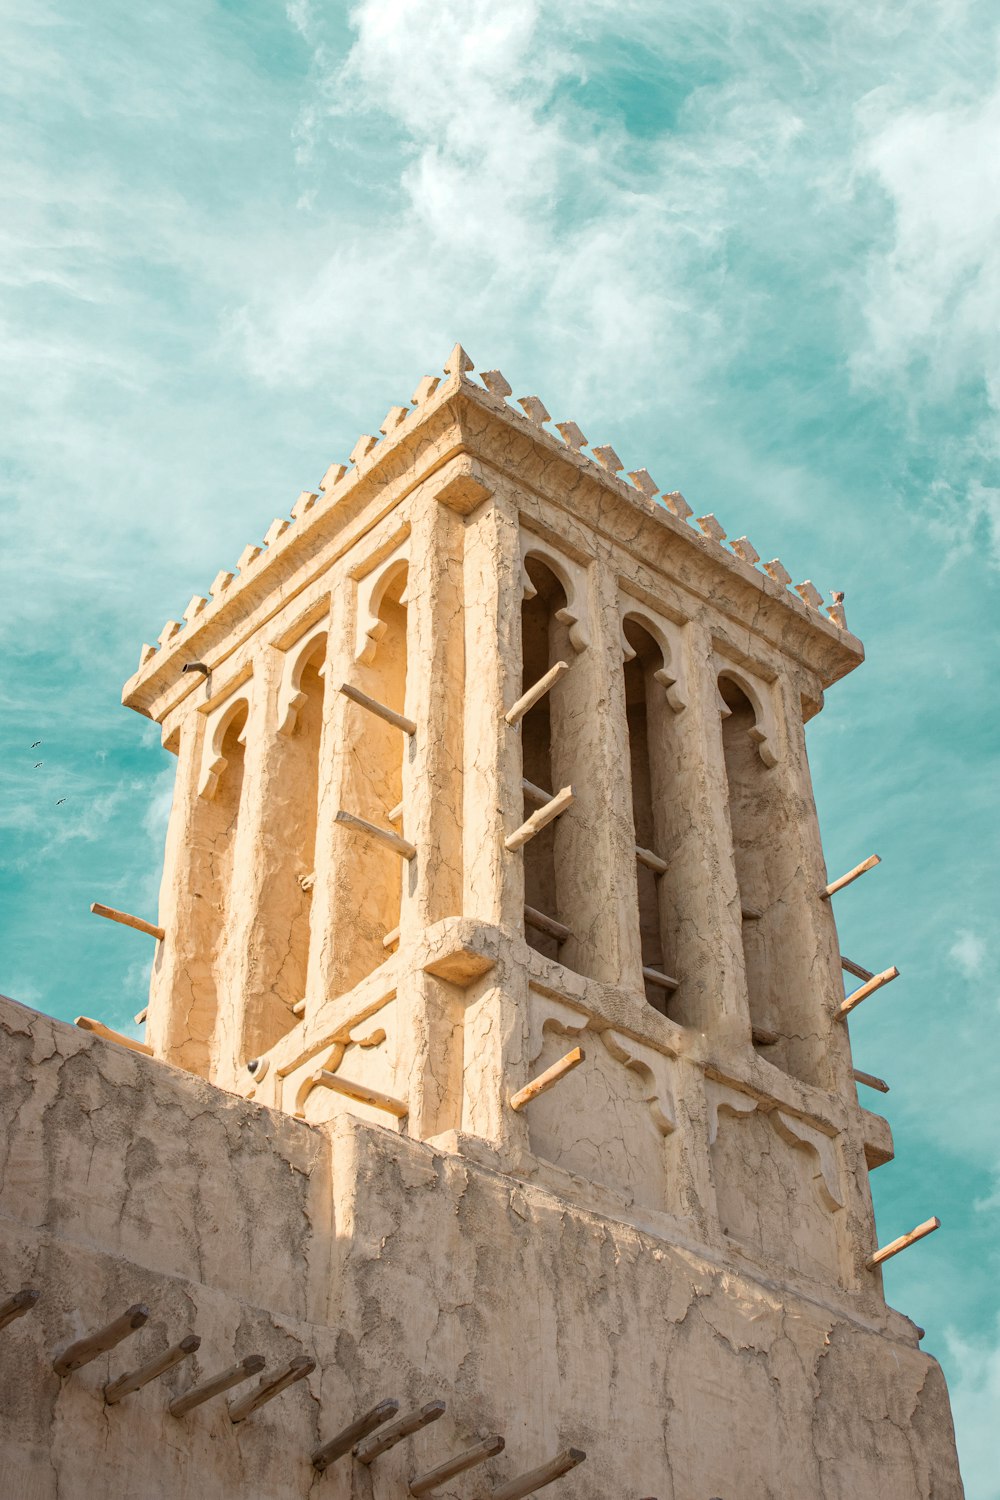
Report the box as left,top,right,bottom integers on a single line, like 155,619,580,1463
949,929,987,978
945,1318,1000,1500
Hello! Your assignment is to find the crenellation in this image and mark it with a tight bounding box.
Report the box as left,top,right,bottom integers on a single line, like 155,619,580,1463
795,579,824,610
730,535,760,566
517,394,551,426
696,513,728,544
480,368,513,398
590,442,625,473
349,433,379,465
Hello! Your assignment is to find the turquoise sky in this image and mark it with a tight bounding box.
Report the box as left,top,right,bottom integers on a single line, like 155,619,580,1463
2,2,997,1490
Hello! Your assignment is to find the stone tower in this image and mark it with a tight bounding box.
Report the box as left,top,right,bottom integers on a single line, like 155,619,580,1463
1,346,963,1499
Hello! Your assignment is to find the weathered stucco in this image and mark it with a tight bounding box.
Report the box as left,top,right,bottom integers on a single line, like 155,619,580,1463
2,349,963,1496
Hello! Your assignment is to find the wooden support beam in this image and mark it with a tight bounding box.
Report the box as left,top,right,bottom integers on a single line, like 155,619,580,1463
312,1399,401,1471
752,1027,780,1046
492,1447,586,1500
229,1355,315,1423
310,1069,408,1118
853,1068,890,1094
741,904,763,921
635,845,668,875
105,1335,200,1405
410,1435,506,1495
867,1216,940,1269
505,661,571,725
90,902,165,942
505,786,574,852
292,999,306,1017
510,1048,584,1112
820,854,881,899
133,1007,148,1026
168,1355,266,1417
643,967,679,992
521,778,553,806
354,1400,446,1464
838,966,899,1018
383,926,401,949
337,681,416,735
841,955,874,983
524,905,571,943
388,801,404,823
53,1304,150,1376
0,1289,39,1331
335,809,417,861
74,1017,153,1057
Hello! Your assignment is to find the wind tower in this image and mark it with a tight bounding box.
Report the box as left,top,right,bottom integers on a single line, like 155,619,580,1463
0,346,963,1499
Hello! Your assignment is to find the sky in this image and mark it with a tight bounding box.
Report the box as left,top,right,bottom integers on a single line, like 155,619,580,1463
1,0,997,1490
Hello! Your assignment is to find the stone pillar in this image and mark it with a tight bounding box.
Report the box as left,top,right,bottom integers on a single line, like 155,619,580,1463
659,621,751,1048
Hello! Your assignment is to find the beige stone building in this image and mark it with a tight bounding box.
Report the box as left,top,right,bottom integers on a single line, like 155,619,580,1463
2,346,964,1498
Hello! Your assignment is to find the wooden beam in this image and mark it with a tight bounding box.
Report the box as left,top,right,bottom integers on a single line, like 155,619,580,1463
853,1068,890,1094
388,800,404,823
510,1048,584,1112
105,1335,200,1405
312,1399,401,1471
820,854,881,899
752,1027,780,1046
337,681,416,735
0,1289,39,1331
133,1007,148,1026
505,661,571,725
492,1447,586,1500
505,786,574,852
636,845,668,875
410,1435,506,1495
90,902,165,942
310,1069,408,1119
643,966,679,992
521,778,553,806
841,955,874,983
741,904,763,921
354,1400,446,1464
524,906,571,943
229,1355,315,1423
292,999,306,1017
335,809,416,861
838,966,899,1018
383,926,401,949
168,1355,266,1417
867,1216,940,1269
53,1303,150,1377
74,1017,153,1057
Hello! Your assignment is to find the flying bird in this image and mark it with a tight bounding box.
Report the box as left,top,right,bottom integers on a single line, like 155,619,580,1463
31,740,41,748
55,798,66,806
34,761,43,768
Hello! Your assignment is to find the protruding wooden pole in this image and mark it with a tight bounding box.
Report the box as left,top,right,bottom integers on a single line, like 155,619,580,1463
354,1400,446,1464
741,904,763,921
752,1027,779,1046
312,1398,401,1471
853,1068,890,1094
510,1047,585,1112
505,786,574,852
0,1289,39,1331
410,1435,506,1495
90,902,165,941
524,905,571,942
383,926,401,949
309,1070,408,1118
74,1017,153,1056
505,661,571,725
642,966,679,992
841,955,874,983
838,966,899,1018
521,778,553,806
867,1216,940,1269
336,681,417,736
168,1354,265,1416
635,845,668,875
53,1304,150,1376
228,1354,315,1423
105,1335,200,1404
491,1447,586,1499
820,854,881,899
334,809,417,861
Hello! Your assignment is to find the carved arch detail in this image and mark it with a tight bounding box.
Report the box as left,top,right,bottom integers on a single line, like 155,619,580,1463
198,683,252,800
276,620,329,737
619,599,687,712
600,1030,677,1135
770,1109,843,1212
715,660,780,768
519,533,591,652
704,1078,759,1145
355,540,410,664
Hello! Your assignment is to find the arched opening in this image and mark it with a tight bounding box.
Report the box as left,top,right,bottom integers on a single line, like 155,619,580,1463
623,620,676,1015
336,564,409,987
195,700,249,1065
719,674,776,1057
519,557,572,963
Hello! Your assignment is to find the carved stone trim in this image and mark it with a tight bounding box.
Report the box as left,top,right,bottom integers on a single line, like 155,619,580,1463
355,540,410,664
197,682,252,799
770,1109,843,1211
715,659,780,768
704,1078,758,1145
276,621,329,736
519,533,590,652
619,598,687,712
600,1030,677,1135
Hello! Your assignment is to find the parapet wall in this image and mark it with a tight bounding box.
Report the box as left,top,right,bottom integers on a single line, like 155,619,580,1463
0,997,963,1500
